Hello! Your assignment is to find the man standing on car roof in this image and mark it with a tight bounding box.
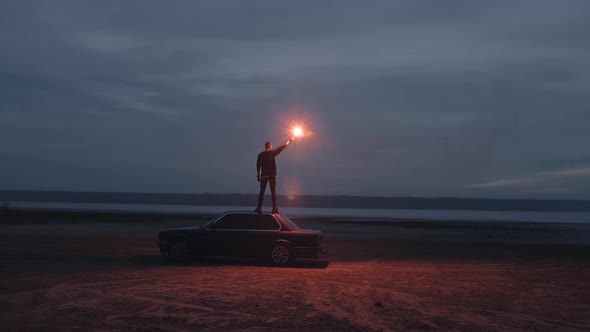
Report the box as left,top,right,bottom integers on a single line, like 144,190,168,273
255,137,294,214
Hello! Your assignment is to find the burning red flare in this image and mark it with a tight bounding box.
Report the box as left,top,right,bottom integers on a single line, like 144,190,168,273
293,126,303,137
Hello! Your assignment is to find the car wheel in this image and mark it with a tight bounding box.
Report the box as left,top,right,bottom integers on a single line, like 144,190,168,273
169,239,190,261
271,243,293,266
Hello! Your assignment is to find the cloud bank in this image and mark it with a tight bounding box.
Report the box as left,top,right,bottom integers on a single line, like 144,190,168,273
1,1,590,198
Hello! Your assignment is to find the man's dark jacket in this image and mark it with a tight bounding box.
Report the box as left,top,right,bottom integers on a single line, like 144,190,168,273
257,143,288,177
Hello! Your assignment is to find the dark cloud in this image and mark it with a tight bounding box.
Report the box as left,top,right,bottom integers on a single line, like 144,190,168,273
1,1,589,198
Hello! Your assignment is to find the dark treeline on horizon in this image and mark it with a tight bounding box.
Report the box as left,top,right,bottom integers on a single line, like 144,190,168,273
2,190,590,212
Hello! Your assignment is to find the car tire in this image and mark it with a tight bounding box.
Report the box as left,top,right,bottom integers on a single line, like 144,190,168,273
168,239,190,261
270,243,293,266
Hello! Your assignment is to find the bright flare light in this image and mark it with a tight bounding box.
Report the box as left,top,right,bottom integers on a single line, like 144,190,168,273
293,126,303,137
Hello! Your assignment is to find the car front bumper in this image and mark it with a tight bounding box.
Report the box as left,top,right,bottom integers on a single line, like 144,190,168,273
294,245,327,258
157,240,169,254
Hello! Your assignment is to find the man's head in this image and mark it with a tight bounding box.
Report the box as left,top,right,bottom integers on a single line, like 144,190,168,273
265,141,272,151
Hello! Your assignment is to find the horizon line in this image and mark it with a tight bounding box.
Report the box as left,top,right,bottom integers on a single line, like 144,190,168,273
1,189,589,202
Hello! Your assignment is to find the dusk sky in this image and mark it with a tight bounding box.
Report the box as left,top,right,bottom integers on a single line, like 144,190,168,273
2,1,590,199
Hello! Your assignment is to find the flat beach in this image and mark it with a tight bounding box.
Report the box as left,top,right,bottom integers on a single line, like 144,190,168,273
1,210,589,331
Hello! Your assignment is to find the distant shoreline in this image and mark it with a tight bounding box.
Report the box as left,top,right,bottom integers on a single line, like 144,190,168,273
2,190,590,212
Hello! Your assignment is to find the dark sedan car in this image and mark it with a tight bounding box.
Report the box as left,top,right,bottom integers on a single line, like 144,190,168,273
157,211,326,265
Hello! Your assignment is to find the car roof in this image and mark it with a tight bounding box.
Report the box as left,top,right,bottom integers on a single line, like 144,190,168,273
202,211,290,230
223,211,278,216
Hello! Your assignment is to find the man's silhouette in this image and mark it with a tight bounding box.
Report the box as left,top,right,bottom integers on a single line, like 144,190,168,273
255,138,294,214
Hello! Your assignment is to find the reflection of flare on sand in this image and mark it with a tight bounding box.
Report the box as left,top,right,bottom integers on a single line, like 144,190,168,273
284,178,301,201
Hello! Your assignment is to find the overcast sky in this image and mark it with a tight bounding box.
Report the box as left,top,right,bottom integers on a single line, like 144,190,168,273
2,1,590,199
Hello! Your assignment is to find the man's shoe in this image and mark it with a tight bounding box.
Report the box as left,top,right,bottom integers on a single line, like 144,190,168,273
272,208,279,214
254,208,262,215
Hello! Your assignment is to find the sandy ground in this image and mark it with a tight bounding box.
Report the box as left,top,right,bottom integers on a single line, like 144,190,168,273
1,212,590,331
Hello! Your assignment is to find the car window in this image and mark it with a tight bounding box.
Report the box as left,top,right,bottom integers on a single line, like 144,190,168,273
247,215,280,230
209,214,280,230
279,215,302,230
211,214,248,230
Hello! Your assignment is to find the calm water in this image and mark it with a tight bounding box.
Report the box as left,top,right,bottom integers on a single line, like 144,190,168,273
5,201,590,223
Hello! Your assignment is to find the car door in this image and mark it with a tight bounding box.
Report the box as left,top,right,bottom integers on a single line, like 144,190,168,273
201,214,249,257
240,214,282,257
